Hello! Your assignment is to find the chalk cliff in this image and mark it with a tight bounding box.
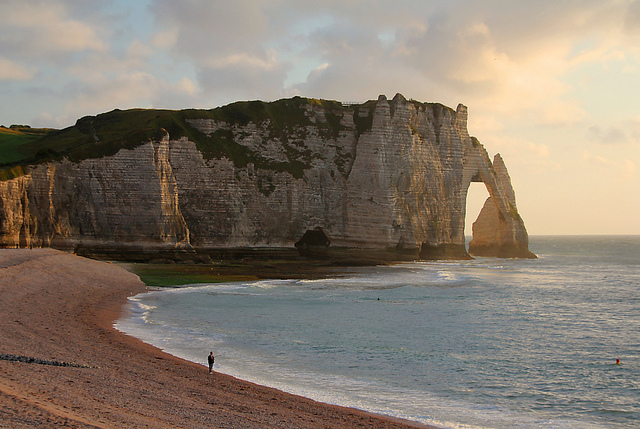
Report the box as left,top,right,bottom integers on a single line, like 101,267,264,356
0,94,535,260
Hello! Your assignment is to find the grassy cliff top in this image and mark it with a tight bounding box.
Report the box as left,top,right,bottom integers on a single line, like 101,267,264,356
0,97,376,180
0,95,453,181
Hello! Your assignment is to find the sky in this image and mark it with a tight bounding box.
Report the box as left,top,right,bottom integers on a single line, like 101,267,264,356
1,0,639,235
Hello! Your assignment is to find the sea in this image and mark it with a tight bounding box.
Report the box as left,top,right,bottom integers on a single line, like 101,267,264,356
115,236,640,429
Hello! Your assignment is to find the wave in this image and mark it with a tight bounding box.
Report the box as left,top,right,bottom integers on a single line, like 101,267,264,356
116,237,640,429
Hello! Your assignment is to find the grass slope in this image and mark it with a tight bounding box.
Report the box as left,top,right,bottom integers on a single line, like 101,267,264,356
0,126,55,164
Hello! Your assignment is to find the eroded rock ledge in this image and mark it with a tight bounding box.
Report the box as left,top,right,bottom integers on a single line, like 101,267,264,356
0,94,535,261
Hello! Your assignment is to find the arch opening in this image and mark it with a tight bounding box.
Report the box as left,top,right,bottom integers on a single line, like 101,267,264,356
465,182,489,245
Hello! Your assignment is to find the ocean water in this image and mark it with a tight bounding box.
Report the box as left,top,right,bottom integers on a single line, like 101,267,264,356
115,236,640,428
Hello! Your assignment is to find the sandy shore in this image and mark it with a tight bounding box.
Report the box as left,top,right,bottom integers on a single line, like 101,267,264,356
0,249,437,428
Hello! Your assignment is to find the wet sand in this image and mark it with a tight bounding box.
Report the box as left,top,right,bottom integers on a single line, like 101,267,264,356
0,249,437,428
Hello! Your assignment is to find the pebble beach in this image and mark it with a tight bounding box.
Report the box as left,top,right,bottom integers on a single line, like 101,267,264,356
0,248,432,428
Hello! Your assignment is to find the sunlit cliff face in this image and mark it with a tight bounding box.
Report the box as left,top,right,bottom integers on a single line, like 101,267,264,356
0,95,533,260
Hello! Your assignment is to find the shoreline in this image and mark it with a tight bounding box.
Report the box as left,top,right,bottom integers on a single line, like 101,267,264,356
0,248,438,428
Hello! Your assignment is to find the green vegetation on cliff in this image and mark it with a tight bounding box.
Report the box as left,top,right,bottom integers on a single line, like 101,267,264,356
0,125,55,164
0,97,373,181
0,125,56,180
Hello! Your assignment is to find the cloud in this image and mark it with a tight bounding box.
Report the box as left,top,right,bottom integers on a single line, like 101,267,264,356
623,0,640,37
125,40,154,63
583,150,636,180
196,51,288,101
27,0,625,120
175,77,198,97
2,0,639,135
588,117,640,145
536,100,587,127
0,0,106,60
526,141,550,158
631,117,640,143
588,125,628,145
480,132,559,174
151,28,179,50
0,57,33,81
1,0,639,235
64,71,160,113
149,0,291,101
288,0,616,124
49,71,204,127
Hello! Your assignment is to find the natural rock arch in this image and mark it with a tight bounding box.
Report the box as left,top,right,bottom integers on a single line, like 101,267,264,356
462,146,536,259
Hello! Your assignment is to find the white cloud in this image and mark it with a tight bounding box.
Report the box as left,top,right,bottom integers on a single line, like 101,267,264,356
0,0,106,59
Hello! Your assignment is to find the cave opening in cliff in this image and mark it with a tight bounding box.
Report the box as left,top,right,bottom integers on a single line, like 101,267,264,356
465,182,490,243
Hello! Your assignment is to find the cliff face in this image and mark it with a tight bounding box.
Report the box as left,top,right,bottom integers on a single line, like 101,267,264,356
0,94,535,260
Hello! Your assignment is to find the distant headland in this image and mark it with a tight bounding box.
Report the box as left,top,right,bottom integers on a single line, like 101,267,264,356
0,94,535,263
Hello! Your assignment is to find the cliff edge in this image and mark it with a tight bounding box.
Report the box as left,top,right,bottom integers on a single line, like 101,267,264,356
0,94,535,261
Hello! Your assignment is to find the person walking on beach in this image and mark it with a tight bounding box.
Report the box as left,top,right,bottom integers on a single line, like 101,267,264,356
208,351,215,374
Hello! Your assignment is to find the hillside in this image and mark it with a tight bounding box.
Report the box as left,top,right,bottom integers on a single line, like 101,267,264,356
0,125,56,175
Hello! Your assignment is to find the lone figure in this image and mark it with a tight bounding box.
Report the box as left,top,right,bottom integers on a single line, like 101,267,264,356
208,351,215,374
